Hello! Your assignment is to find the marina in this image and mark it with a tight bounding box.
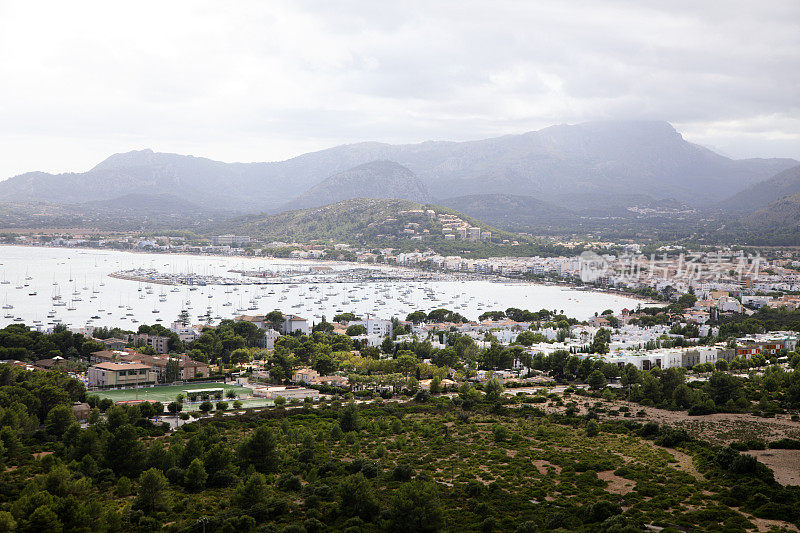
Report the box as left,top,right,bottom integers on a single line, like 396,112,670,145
0,245,644,329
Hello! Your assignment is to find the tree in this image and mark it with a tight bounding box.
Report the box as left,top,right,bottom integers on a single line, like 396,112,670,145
430,376,442,394
151,401,164,416
381,336,395,354
396,353,419,376
586,420,600,437
239,426,278,473
230,349,251,365
484,377,505,402
167,401,182,417
232,472,268,508
199,401,213,413
587,370,607,390
339,402,361,432
514,330,538,346
589,328,610,354
134,468,170,514
333,312,359,323
677,293,698,309
387,480,444,532
27,505,62,532
265,310,284,332
708,372,742,405
45,405,75,436
184,458,208,491
105,424,146,478
406,311,427,324
346,324,367,337
339,473,380,522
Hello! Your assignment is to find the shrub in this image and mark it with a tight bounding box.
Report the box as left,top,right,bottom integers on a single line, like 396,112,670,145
769,438,800,449
391,464,414,482
654,427,690,447
492,424,509,442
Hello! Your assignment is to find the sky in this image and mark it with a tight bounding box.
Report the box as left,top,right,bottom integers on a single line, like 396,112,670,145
0,0,798,179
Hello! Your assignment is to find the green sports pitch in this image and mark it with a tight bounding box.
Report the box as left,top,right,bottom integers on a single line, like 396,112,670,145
94,383,252,404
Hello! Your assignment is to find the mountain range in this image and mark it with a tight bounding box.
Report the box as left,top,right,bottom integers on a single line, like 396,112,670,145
2,120,800,242
1,121,796,214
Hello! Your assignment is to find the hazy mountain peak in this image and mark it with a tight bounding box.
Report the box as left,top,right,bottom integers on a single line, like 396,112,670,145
282,159,430,211
91,148,157,171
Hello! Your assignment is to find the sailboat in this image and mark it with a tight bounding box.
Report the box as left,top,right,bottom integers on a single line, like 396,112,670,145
2,294,12,310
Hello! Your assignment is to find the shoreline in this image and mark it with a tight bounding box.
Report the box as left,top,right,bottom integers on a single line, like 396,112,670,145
0,242,657,307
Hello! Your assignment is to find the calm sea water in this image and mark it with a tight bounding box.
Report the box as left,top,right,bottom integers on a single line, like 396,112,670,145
0,245,644,330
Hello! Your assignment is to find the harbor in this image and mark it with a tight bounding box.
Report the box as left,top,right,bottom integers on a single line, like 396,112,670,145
0,245,644,330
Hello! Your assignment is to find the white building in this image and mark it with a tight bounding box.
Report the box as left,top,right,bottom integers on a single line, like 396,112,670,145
282,315,310,335
252,386,319,401
169,322,201,343
214,234,251,246
349,318,392,338
717,296,743,313
262,328,281,350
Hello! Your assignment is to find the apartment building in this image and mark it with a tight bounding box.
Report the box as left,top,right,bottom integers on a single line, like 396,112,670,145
127,333,170,354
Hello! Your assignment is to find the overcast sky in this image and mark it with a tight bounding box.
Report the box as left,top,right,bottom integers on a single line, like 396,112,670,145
0,0,798,179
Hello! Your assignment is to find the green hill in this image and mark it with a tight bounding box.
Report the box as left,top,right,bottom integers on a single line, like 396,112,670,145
206,198,572,257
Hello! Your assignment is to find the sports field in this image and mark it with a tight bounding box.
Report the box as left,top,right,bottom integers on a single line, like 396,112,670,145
94,382,252,404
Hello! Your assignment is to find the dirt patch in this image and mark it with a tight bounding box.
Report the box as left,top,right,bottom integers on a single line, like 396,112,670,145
750,517,799,533
598,400,800,446
660,447,702,479
744,449,800,486
531,459,561,475
733,507,800,533
597,470,634,495
33,452,53,460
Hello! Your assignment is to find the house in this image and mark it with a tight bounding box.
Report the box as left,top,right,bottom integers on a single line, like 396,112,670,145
282,315,310,335
89,350,126,364
292,368,319,384
88,362,158,388
314,375,349,387
34,356,65,370
100,338,128,350
72,402,91,421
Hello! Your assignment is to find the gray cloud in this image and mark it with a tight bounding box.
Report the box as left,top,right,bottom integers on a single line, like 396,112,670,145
0,0,797,179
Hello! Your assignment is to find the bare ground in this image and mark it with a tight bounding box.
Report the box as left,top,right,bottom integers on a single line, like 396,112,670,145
744,449,800,487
